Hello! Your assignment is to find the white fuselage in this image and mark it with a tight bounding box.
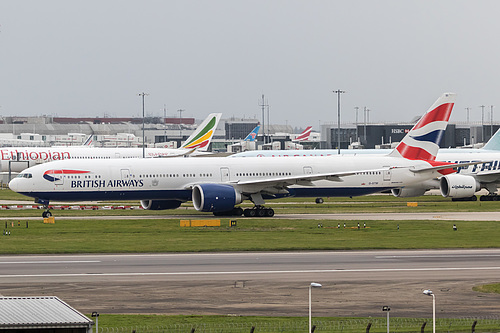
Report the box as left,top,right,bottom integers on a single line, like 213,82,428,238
230,148,488,158
0,146,208,173
9,155,447,204
232,150,500,186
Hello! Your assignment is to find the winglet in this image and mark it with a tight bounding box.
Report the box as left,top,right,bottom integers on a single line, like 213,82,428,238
389,93,455,160
180,113,222,151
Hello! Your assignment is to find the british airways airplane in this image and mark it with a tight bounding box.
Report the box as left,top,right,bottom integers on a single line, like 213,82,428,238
10,93,475,218
0,113,221,173
232,127,500,201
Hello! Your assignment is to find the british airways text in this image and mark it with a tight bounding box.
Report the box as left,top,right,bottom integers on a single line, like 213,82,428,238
71,179,144,188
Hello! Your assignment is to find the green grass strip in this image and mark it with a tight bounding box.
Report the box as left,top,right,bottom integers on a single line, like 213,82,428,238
88,314,500,333
2,218,500,254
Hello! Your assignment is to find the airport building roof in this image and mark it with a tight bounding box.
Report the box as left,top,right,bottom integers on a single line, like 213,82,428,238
0,297,93,331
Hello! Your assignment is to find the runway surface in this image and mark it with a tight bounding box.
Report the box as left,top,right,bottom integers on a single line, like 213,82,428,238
1,250,500,318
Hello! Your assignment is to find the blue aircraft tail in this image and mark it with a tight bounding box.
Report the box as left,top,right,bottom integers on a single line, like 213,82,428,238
243,125,260,142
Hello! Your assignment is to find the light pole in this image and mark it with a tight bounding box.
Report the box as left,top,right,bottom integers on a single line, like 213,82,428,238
382,306,390,333
333,90,345,154
91,311,99,333
354,106,359,143
363,106,368,144
490,105,494,139
480,105,485,142
177,109,185,141
260,95,268,145
138,92,149,158
309,282,322,333
423,289,435,333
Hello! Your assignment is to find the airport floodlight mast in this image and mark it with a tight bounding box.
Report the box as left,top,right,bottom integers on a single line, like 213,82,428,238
333,90,345,154
178,109,185,138
260,95,269,144
267,104,270,144
491,105,494,139
354,106,359,142
138,92,149,158
363,106,369,144
164,104,167,143
480,105,485,142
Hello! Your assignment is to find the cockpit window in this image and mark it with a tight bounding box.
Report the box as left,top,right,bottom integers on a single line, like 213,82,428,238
17,173,32,178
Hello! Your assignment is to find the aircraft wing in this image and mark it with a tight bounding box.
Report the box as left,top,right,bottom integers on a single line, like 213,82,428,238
225,169,386,195
410,161,489,173
184,169,364,195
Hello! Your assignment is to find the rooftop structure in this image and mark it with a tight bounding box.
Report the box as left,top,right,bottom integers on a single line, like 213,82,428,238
0,296,93,332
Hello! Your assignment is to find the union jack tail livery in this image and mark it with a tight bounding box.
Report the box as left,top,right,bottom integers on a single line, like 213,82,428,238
389,93,455,161
294,126,312,142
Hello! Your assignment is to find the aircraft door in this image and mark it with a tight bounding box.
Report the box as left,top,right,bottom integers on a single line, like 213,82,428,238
121,169,131,187
303,166,313,174
383,169,391,182
220,167,230,182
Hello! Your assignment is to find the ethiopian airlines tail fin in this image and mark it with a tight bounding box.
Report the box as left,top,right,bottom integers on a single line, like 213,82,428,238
294,126,312,142
179,113,222,151
389,93,455,160
243,125,260,142
482,129,500,150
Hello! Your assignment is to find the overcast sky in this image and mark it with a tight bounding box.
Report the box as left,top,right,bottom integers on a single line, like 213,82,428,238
1,0,500,128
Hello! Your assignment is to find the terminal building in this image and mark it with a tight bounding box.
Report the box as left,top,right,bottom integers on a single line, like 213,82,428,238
0,115,497,151
322,122,499,149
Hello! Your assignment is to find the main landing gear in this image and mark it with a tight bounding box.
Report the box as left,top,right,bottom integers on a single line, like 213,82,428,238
243,206,274,217
452,194,500,201
212,206,275,217
480,194,500,201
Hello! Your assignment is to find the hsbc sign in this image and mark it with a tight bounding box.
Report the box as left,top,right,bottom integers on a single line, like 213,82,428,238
391,128,410,134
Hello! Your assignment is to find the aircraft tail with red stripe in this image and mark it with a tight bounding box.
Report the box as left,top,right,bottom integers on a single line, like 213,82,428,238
389,93,455,160
294,126,312,142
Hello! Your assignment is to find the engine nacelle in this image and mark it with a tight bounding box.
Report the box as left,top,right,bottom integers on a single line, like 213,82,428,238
140,199,183,210
391,187,427,198
192,184,242,212
440,174,480,198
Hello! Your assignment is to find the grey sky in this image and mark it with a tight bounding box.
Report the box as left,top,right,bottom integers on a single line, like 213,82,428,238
1,0,499,128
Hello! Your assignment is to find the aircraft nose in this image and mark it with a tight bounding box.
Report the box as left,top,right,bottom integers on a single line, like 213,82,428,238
8,178,21,193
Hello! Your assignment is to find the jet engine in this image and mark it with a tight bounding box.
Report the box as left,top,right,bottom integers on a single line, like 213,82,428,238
391,187,427,198
440,174,480,198
140,199,183,210
192,184,242,212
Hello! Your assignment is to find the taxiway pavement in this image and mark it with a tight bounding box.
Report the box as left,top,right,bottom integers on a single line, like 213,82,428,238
1,250,500,318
